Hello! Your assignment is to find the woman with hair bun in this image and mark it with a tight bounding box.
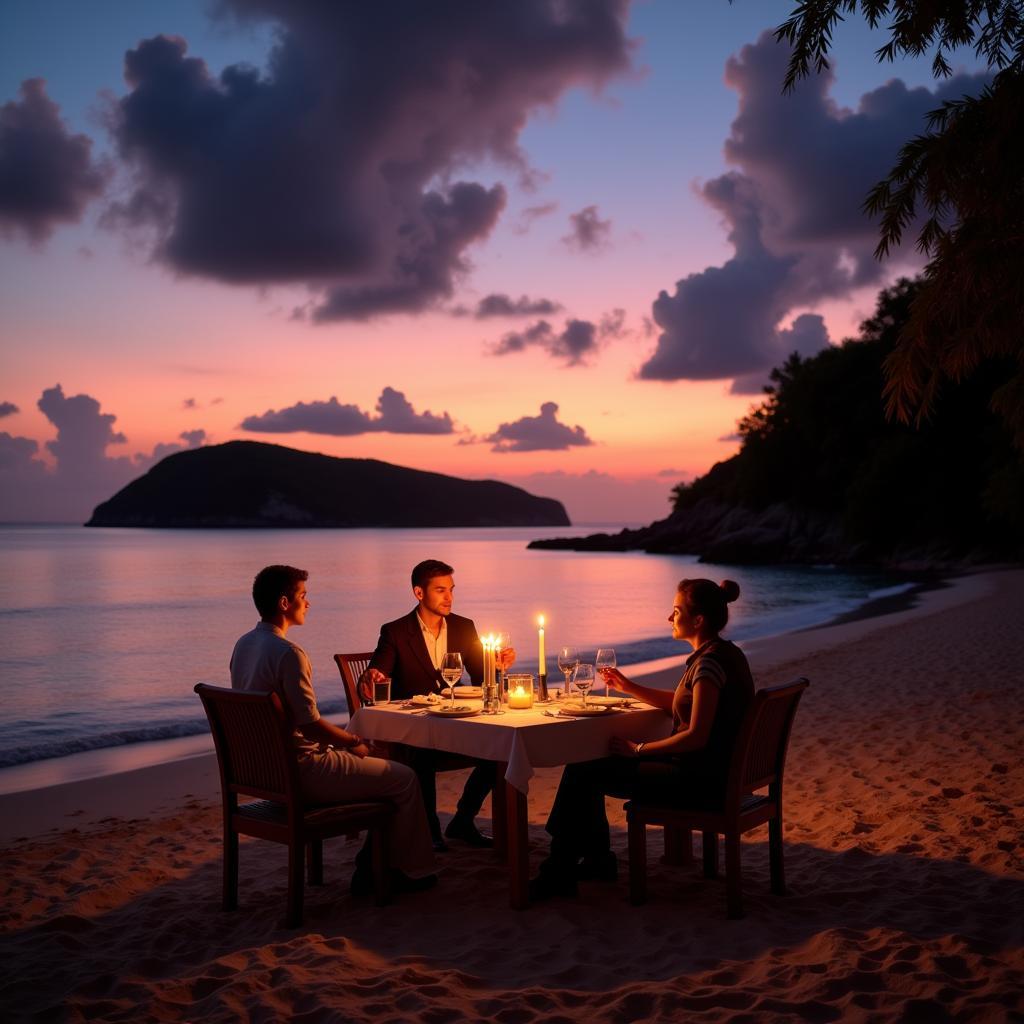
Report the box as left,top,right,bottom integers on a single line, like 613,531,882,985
530,578,754,901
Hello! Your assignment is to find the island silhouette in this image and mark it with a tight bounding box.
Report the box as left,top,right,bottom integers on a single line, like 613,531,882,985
86,440,569,529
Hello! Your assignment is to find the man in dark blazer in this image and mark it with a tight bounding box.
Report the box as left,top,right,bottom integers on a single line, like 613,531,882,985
360,559,511,851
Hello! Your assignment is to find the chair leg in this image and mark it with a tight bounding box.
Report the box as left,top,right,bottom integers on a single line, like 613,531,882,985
702,831,719,878
307,839,324,886
769,815,786,895
725,830,743,919
662,823,693,865
371,822,390,907
627,814,648,905
286,841,305,928
223,825,239,911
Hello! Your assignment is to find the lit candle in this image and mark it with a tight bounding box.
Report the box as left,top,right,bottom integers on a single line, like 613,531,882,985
507,684,532,708
505,671,536,704
538,615,546,677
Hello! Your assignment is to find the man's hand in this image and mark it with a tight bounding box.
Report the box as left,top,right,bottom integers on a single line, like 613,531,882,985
358,666,387,702
349,742,371,758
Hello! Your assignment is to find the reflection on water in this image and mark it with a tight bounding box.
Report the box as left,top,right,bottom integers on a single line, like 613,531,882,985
0,525,899,776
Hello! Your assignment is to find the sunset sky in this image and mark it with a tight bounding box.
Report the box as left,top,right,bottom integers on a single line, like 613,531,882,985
0,0,986,524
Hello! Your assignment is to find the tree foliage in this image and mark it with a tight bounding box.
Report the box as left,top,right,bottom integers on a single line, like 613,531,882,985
672,277,1023,560
773,1,1024,443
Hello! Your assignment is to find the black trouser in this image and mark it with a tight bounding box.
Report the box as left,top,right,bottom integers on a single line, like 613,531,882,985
544,756,721,869
400,746,495,840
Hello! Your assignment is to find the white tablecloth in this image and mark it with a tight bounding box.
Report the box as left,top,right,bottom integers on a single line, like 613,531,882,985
349,702,672,794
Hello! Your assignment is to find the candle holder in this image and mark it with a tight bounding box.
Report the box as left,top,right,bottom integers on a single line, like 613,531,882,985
538,671,548,702
506,673,534,709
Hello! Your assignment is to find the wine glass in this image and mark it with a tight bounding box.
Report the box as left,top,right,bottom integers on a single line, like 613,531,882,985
557,646,579,700
595,648,616,697
495,631,512,697
572,663,595,708
440,652,464,709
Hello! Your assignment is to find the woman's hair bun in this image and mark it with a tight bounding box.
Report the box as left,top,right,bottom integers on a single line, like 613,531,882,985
719,579,740,603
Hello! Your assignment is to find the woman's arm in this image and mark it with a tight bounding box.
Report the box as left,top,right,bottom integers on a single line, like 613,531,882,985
600,668,674,711
609,678,720,759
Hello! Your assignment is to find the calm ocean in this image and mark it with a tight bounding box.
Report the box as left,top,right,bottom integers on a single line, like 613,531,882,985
0,525,906,791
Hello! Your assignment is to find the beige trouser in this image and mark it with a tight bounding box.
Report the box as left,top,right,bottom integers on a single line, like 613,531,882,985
299,751,436,879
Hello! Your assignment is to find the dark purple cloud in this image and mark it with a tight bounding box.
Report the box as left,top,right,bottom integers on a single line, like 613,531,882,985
240,387,453,436
0,79,107,241
0,402,18,418
492,309,625,364
38,384,127,468
639,32,989,383
728,313,831,394
108,1,633,319
485,401,594,452
599,307,627,339
0,385,205,521
462,293,564,318
514,201,558,233
150,429,208,462
562,204,611,251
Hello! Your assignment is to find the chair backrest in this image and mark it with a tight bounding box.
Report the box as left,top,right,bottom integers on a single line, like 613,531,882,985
334,652,374,718
195,683,301,804
727,677,809,804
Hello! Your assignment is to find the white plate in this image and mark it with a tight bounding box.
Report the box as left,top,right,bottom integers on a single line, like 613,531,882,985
558,703,609,717
452,685,483,697
425,705,481,718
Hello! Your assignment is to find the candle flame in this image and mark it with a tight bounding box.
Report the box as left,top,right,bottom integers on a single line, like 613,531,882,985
538,615,545,627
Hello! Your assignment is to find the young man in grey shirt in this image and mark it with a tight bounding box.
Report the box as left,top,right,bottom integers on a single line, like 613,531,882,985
231,564,436,892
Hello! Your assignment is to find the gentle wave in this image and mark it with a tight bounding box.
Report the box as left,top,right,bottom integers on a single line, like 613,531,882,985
0,698,347,769
867,582,919,600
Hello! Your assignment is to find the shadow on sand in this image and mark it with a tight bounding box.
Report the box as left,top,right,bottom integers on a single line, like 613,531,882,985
2,810,1022,1022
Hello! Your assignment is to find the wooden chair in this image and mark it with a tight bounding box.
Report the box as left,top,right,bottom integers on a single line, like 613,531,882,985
195,683,393,927
626,677,809,919
333,651,503,849
334,652,376,719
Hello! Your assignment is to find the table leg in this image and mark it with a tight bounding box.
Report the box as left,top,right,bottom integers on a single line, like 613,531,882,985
491,764,507,858
505,779,529,910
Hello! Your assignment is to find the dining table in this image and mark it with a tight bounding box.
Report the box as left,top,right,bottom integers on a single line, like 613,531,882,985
349,696,672,908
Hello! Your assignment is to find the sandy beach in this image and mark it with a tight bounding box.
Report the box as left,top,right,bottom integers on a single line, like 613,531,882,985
2,570,1021,1022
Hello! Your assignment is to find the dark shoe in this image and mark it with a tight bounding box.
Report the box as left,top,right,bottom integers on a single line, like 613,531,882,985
527,871,578,902
350,866,373,897
432,836,449,853
577,851,618,882
444,814,494,848
392,870,438,894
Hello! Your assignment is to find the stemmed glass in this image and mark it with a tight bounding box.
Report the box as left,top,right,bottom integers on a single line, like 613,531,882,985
557,646,579,700
572,663,595,708
440,652,464,709
495,631,512,697
596,648,616,697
